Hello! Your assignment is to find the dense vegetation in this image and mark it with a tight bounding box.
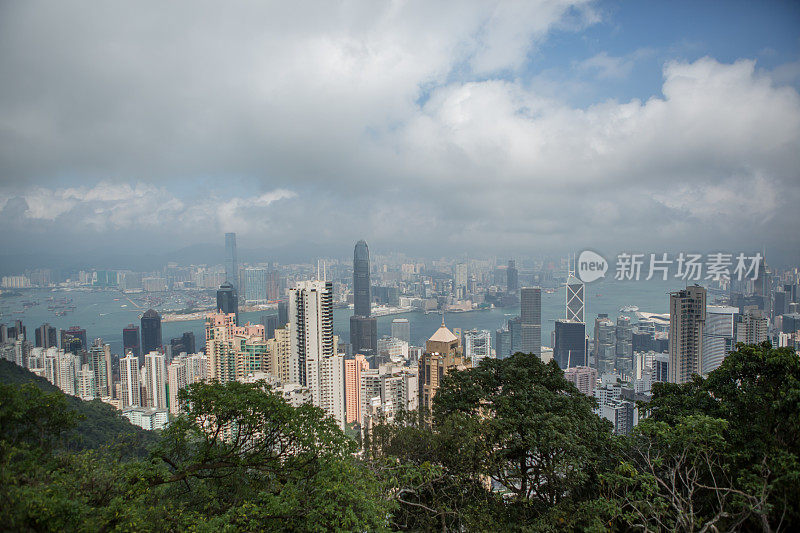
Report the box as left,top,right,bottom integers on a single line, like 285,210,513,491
1,343,797,531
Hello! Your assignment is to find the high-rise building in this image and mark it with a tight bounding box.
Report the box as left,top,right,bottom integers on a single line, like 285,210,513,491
216,282,239,324
506,260,518,293
144,351,167,409
564,366,598,396
566,271,585,323
243,267,269,304
454,263,468,291
260,314,278,340
554,320,587,369
495,327,511,359
277,300,289,328
351,240,377,355
668,285,706,384
266,326,292,383
508,316,522,354
289,280,334,391
35,323,57,349
345,354,369,424
225,232,238,291
89,339,112,398
520,287,542,356
464,329,492,367
204,312,266,383
702,306,737,375
736,310,768,345
120,354,141,408
61,326,87,354
123,324,140,358
167,356,189,415
593,314,616,374
391,318,411,344
169,332,196,356
418,320,469,419
266,270,281,301
141,309,162,356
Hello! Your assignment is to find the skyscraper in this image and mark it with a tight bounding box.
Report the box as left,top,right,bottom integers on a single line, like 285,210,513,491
89,339,112,398
144,351,167,409
140,309,162,356
35,323,57,349
61,326,87,354
123,324,140,357
702,306,737,375
345,354,369,424
506,260,518,293
554,320,587,369
520,287,542,356
566,271,585,322
120,354,141,408
224,232,238,291
205,312,266,383
391,318,411,344
351,240,377,355
464,329,492,366
243,267,268,304
419,320,468,421
668,285,706,384
216,281,239,324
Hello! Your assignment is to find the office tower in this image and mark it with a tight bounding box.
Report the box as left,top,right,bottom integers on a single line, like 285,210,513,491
736,310,768,344
702,306,737,375
141,309,162,356
566,271,585,322
278,300,289,328
225,232,238,291
615,316,633,362
554,320,587,369
205,312,266,383
35,323,57,349
495,327,511,359
774,290,788,318
167,356,189,414
216,282,239,324
260,314,278,340
14,319,26,341
668,285,706,384
653,353,669,383
123,324,141,358
593,315,616,374
243,267,268,304
266,270,281,301
520,287,542,356
464,329,492,366
351,240,377,355
353,240,371,317
120,354,141,408
391,318,411,344
506,260,518,293
61,326,87,354
564,366,598,396
289,280,334,389
89,339,112,398
169,332,196,357
266,326,292,382
144,352,167,409
454,263,468,291
418,320,468,418
508,316,522,353
345,354,369,424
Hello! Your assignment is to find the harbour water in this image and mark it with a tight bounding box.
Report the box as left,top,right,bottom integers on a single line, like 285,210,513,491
1,276,689,355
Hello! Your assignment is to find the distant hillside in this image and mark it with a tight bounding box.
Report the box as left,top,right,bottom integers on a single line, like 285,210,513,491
0,359,158,457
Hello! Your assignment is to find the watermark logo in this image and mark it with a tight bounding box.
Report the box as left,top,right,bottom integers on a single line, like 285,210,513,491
577,250,608,283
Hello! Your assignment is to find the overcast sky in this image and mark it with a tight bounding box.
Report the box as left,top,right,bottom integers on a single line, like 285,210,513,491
1,0,799,266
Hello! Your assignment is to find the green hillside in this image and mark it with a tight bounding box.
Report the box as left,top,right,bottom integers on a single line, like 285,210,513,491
0,359,158,456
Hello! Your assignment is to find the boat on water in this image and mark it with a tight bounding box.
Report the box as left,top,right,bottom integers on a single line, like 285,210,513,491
619,305,639,313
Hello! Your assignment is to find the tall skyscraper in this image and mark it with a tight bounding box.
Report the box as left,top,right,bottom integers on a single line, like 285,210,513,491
736,309,768,345
566,271,585,323
205,312,266,383
141,309,162,356
353,240,371,317
144,351,167,409
290,280,334,389
391,318,411,344
61,326,87,354
464,329,492,366
668,285,706,384
702,306,737,375
243,267,268,304
266,326,292,383
35,323,57,349
123,324,140,357
345,354,369,424
554,320,587,369
167,356,189,415
520,287,542,356
277,300,289,328
260,314,279,340
120,354,141,408
224,232,238,291
351,240,377,355
216,282,239,324
593,314,616,374
506,260,518,293
89,339,112,398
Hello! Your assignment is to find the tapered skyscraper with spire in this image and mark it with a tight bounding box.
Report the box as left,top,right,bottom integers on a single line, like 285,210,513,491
350,240,377,356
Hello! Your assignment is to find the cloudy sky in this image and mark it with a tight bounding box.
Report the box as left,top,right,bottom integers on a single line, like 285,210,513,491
1,0,799,266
